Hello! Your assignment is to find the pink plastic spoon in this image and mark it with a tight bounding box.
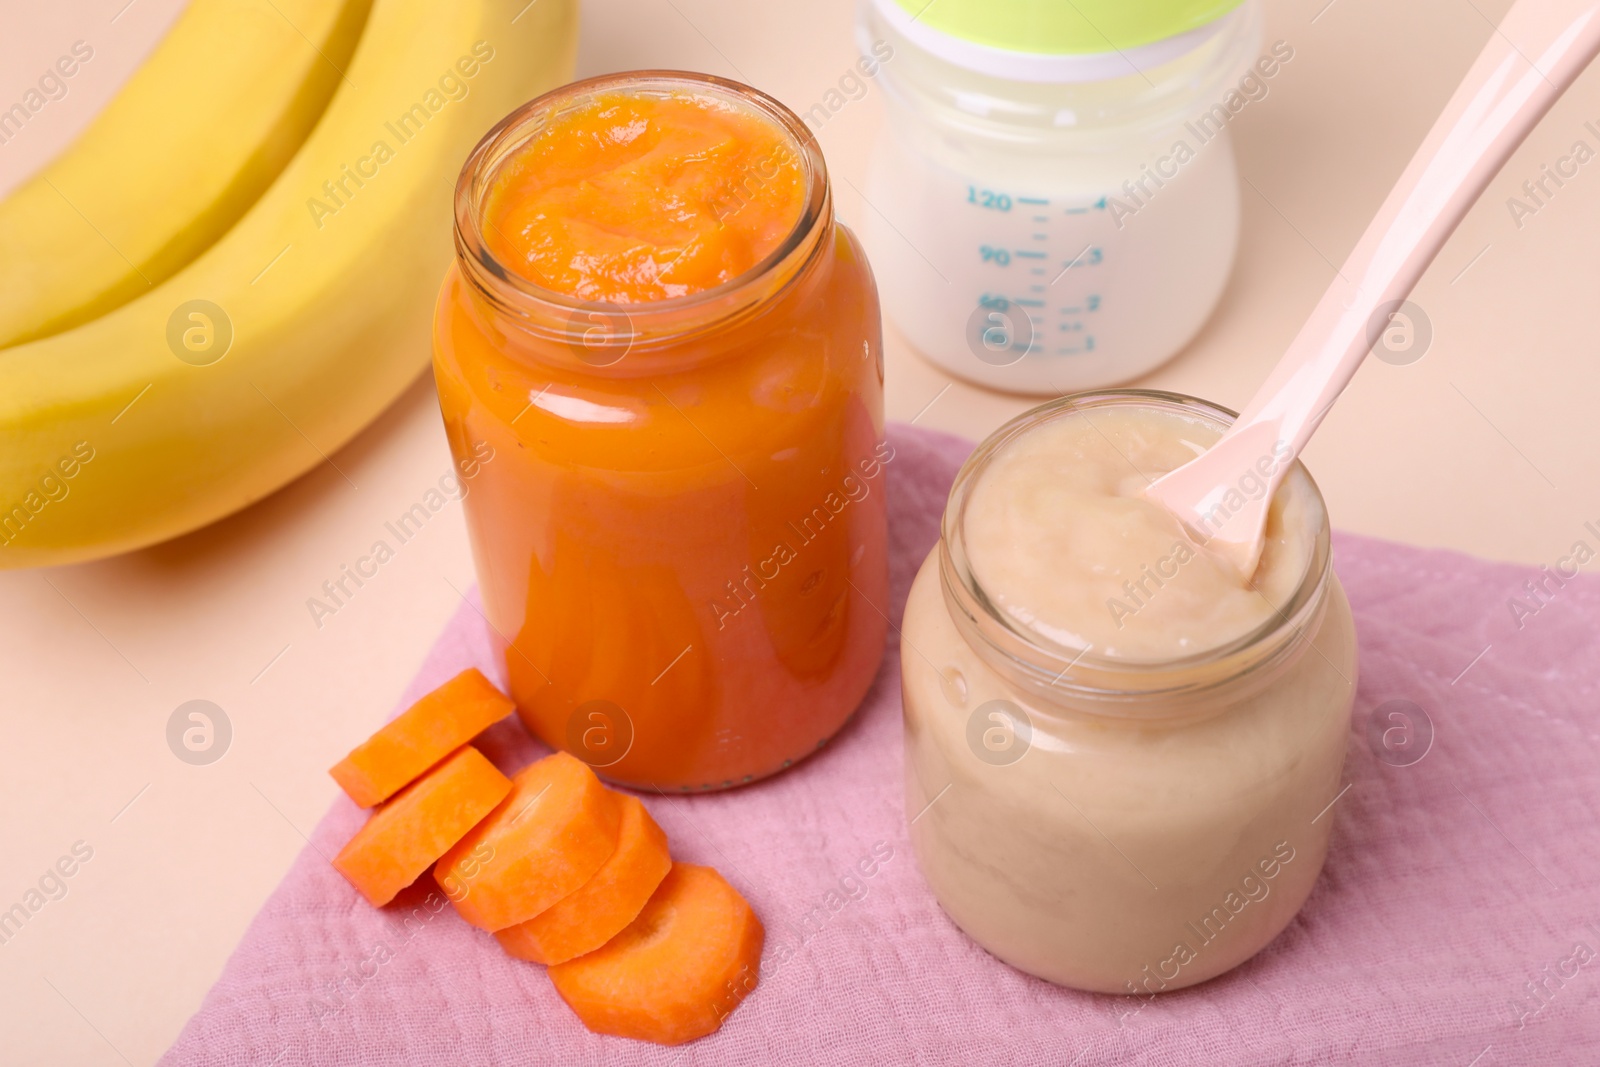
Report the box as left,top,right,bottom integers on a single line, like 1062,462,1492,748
1145,0,1600,577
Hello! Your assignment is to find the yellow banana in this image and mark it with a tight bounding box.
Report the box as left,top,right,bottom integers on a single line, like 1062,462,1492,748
0,0,578,567
0,0,373,348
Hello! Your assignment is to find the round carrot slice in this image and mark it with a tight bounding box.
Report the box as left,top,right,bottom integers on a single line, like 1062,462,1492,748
434,751,622,931
547,863,765,1045
496,793,671,965
331,745,511,907
330,668,514,808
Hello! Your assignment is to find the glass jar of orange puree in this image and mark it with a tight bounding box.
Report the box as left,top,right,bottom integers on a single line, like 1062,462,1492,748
433,72,889,791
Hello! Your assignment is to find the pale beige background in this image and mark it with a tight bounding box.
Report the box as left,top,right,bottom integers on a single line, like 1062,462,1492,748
1,0,1593,1062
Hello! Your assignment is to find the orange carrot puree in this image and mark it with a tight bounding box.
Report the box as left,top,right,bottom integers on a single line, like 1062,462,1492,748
482,91,807,303
435,75,887,791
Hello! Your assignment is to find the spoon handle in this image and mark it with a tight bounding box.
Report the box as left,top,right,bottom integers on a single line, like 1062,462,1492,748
1238,0,1600,441
1149,0,1600,575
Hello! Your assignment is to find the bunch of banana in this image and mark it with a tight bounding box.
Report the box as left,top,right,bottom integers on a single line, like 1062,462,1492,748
0,0,371,349
0,0,578,568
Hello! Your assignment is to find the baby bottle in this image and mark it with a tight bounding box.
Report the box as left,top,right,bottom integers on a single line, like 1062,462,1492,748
859,0,1269,394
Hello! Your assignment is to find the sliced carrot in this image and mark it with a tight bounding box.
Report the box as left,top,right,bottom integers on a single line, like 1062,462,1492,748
548,863,765,1045
330,668,514,807
495,793,671,965
434,751,622,931
331,745,511,907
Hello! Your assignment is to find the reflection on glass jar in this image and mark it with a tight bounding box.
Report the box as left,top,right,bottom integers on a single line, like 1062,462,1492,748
434,72,889,791
900,391,1357,992
860,0,1269,393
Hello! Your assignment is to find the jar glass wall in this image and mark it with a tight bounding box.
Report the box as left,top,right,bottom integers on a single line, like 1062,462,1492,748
434,73,889,791
899,391,1357,993
860,1,1266,393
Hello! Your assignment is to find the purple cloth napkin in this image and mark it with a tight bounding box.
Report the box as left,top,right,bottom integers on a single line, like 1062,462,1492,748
162,423,1600,1066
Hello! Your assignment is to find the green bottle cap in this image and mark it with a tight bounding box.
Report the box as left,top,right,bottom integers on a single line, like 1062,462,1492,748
884,0,1246,55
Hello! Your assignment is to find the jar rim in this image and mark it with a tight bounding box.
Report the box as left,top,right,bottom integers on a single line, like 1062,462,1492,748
938,389,1334,711
451,70,832,355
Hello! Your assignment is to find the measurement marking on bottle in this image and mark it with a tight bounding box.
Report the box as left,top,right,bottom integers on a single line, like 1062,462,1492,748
1059,321,1083,331
1014,250,1046,259
1065,207,1088,215
1017,196,1049,205
1030,268,1046,276
1062,249,1102,267
1032,215,1049,223
1032,233,1048,240
1014,298,1045,307
967,187,1013,211
1029,284,1045,293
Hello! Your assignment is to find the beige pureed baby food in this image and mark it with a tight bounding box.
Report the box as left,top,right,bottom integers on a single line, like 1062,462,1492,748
901,390,1356,994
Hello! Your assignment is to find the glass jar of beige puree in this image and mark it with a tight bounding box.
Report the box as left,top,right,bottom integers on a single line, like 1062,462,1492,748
900,390,1357,994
